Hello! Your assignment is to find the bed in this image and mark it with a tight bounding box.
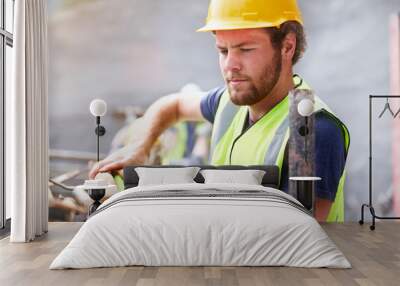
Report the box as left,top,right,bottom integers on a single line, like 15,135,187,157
49,165,350,269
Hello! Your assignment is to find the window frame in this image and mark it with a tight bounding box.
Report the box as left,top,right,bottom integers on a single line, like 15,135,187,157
0,0,14,232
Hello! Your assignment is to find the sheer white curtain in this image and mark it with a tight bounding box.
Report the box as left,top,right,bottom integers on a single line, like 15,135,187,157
7,0,49,242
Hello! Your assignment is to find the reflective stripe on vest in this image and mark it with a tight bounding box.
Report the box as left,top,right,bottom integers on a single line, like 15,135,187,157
210,75,350,222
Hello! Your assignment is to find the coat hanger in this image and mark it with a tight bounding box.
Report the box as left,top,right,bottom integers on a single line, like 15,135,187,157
378,98,395,118
394,105,400,118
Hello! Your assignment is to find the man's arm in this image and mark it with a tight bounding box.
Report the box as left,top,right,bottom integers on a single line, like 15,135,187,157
315,198,332,221
314,113,347,222
89,92,206,178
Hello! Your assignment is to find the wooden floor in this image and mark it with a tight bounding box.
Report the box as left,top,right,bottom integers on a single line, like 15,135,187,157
0,222,399,286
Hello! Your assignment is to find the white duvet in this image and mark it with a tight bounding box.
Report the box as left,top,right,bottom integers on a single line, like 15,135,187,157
50,183,351,269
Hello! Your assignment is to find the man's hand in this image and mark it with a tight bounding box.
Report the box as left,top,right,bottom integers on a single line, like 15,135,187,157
89,143,149,179
315,198,332,222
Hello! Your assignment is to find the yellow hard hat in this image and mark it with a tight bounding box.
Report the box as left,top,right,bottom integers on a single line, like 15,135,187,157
197,0,303,32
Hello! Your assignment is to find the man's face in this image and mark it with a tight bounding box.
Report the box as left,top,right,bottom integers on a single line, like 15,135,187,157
215,29,282,106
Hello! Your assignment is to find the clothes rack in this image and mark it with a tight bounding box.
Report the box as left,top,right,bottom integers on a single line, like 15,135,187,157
359,95,400,230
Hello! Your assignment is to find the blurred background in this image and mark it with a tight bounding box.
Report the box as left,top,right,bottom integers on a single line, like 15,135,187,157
47,0,400,222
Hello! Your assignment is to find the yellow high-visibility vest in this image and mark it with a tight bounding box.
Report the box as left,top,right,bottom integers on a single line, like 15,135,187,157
210,75,350,222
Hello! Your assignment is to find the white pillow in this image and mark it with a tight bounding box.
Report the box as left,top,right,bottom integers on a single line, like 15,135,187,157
135,167,201,186
200,169,266,185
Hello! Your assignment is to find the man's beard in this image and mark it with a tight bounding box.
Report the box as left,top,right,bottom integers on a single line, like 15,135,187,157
227,51,282,106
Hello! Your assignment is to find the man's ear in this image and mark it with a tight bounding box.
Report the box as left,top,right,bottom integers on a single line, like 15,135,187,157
281,32,296,62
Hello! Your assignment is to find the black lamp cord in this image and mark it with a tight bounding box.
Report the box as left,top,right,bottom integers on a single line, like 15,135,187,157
304,116,308,163
96,116,100,162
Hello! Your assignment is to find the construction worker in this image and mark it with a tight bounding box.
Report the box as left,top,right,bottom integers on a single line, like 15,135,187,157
89,0,350,222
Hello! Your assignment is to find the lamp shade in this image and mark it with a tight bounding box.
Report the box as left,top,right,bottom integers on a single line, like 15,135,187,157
297,98,314,117
90,99,107,117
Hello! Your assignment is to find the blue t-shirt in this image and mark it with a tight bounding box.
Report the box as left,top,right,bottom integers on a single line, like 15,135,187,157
200,87,346,202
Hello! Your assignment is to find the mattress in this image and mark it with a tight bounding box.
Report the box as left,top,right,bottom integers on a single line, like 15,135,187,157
50,183,351,269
